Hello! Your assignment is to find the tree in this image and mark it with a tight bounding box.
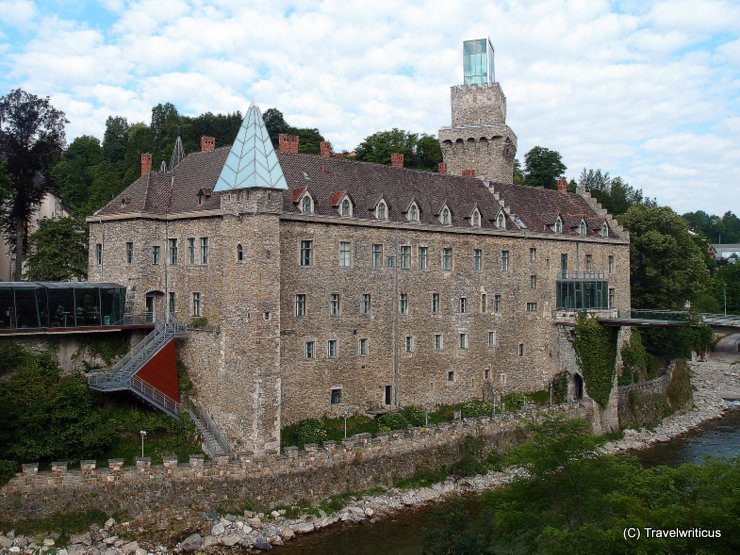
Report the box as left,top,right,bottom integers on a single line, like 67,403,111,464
263,108,291,148
355,128,442,171
512,158,525,184
579,168,652,216
0,89,67,279
25,217,87,281
51,135,103,212
621,204,711,309
523,146,566,189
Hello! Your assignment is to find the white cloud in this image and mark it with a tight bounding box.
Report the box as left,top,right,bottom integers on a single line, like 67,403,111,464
0,0,38,29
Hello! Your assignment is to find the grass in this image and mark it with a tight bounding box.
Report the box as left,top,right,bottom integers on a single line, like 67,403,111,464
0,510,108,544
394,466,449,490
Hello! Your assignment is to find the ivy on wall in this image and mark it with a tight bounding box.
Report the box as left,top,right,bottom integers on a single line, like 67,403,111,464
572,312,617,408
619,328,656,385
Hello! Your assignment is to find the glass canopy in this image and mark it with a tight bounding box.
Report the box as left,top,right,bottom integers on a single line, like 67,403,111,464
556,279,609,310
0,282,125,330
463,37,495,85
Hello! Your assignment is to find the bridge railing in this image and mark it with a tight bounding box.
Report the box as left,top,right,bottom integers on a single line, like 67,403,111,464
700,313,740,326
617,309,692,322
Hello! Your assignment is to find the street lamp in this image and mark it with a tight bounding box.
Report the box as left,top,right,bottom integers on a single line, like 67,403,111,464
139,429,147,458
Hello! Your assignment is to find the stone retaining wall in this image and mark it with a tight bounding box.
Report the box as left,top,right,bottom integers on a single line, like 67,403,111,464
0,402,592,520
618,365,674,429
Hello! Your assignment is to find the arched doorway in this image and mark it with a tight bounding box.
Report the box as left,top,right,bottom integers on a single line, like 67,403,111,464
144,290,165,323
573,374,584,400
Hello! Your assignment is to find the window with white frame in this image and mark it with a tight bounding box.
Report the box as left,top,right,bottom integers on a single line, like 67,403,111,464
169,239,177,265
400,245,411,270
361,293,371,314
358,338,368,356
192,292,202,316
608,255,615,274
470,209,481,227
295,294,306,317
340,197,352,217
305,341,315,359
372,244,383,268
399,293,408,315
494,294,501,312
432,292,440,314
96,243,102,265
442,247,453,271
408,203,419,222
585,254,592,271
527,302,537,313
501,250,510,272
187,238,195,264
330,388,342,404
339,241,351,267
555,216,563,233
418,246,428,270
530,247,537,263
460,297,468,313
440,206,450,225
300,240,313,266
387,255,395,268
488,331,496,348
126,242,133,265
330,293,340,316
152,245,160,265
459,333,468,349
473,248,482,271
200,237,209,264
327,339,337,358
609,288,615,308
601,222,609,237
496,211,506,229
579,220,587,235
434,333,443,351
376,200,387,220
301,194,313,214
405,336,414,352
530,275,537,290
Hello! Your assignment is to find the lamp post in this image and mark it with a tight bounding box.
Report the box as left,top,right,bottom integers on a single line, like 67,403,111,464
724,282,727,316
343,408,348,439
139,429,147,458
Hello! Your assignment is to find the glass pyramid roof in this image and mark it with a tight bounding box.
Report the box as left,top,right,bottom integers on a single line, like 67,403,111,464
214,103,288,191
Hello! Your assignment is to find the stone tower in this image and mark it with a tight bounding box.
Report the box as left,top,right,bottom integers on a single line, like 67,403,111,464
439,37,517,183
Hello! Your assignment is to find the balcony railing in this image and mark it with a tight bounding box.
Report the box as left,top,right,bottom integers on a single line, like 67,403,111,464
559,270,605,280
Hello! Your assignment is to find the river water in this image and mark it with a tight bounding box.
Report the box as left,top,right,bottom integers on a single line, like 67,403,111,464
273,407,740,555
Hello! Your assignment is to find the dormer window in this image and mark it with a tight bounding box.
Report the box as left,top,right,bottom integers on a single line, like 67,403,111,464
197,188,212,207
601,222,609,237
555,216,563,233
441,207,450,225
470,209,481,228
301,195,313,214
496,211,506,230
376,200,388,220
341,198,352,217
408,202,419,222
579,220,587,236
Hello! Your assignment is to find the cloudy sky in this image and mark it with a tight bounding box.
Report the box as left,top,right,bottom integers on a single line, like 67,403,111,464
1,0,738,216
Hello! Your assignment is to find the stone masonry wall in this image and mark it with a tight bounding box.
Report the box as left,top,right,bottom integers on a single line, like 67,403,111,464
0,401,592,520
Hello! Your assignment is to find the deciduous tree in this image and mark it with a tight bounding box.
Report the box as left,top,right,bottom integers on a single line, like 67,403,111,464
523,146,566,189
355,128,442,171
25,217,87,281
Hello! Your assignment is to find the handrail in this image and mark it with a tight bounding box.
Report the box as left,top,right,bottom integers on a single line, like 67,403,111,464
129,375,180,416
188,404,230,455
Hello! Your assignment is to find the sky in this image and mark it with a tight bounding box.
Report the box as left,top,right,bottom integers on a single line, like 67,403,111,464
1,0,738,216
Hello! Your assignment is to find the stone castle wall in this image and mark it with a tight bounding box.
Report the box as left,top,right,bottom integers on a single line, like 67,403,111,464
0,401,593,520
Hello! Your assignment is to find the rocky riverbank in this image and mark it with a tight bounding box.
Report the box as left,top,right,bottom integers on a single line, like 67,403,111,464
1,358,738,554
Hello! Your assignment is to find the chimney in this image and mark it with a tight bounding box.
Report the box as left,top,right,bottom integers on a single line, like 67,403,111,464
279,133,299,154
141,153,152,176
438,162,447,174
391,152,404,168
320,141,332,158
200,136,215,153
461,169,476,177
557,178,567,192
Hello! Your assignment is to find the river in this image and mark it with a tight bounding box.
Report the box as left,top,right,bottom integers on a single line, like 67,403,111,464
273,406,740,555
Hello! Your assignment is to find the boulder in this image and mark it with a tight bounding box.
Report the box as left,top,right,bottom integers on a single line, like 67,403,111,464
179,533,203,552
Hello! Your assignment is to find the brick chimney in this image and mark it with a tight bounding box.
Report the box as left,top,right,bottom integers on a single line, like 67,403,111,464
461,169,476,177
557,178,567,192
391,152,404,168
438,162,447,174
279,134,299,154
201,136,215,153
141,153,152,176
320,141,332,158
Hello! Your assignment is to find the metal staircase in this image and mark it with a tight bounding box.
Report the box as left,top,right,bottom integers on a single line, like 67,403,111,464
88,319,187,418
187,404,232,457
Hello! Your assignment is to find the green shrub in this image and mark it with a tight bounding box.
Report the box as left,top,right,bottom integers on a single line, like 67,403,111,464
0,459,17,485
295,419,327,447
572,312,617,407
190,317,208,328
401,405,426,427
395,466,448,489
550,372,569,404
376,412,410,432
525,389,550,405
666,360,692,410
620,328,654,385
461,400,494,418
502,392,527,412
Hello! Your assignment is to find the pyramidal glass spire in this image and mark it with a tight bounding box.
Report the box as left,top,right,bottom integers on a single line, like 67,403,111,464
214,103,288,191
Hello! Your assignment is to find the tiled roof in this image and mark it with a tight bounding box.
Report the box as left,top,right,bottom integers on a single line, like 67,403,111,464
94,149,619,238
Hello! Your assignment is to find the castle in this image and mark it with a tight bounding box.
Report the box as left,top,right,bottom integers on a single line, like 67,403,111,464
87,38,630,452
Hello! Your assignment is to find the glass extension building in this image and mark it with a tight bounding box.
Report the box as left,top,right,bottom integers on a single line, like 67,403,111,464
555,274,609,310
0,282,125,330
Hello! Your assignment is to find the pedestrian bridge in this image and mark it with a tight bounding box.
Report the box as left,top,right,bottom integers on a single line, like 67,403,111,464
555,309,740,330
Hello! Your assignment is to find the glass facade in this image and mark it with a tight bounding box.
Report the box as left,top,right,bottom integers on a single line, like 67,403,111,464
463,37,495,85
0,282,126,330
556,280,609,310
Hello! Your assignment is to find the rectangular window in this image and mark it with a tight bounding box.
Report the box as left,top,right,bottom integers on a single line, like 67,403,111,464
494,294,501,313
187,238,195,264
358,338,368,356
400,245,411,270
168,292,175,316
96,243,102,265
488,331,496,348
192,292,201,317
501,250,510,272
362,293,371,314
126,242,133,265
300,240,313,266
387,255,395,268
585,254,593,271
295,294,306,317
473,248,482,272
609,288,615,309
527,302,537,313
327,339,337,358
459,333,468,350
152,245,160,265
399,293,408,315
405,336,414,353
418,246,428,270
530,247,537,263
608,255,615,274
339,241,351,268
305,341,315,359
442,247,453,271
432,292,440,314
518,343,524,356
561,253,568,278
448,371,455,382
481,293,487,313
434,333,443,351
460,297,468,313
200,237,209,264
330,293,340,316
331,388,342,404
530,275,537,290
169,238,177,265
372,244,383,268
384,385,392,405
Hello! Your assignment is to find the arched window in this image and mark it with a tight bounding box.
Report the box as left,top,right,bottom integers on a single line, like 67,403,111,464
376,201,387,220
601,222,609,237
236,244,244,262
301,195,312,214
409,204,419,222
442,207,450,225
341,198,351,217
471,210,481,228
579,220,587,235
555,216,563,233
496,212,506,229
